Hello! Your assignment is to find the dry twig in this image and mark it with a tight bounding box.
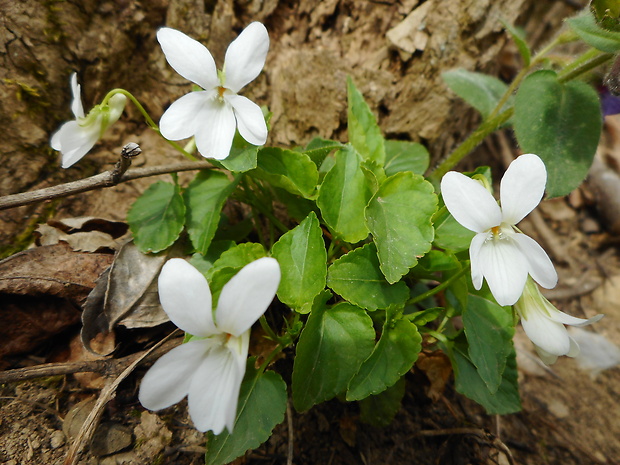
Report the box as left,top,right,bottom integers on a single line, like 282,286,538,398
63,331,181,465
0,158,213,211
0,337,181,384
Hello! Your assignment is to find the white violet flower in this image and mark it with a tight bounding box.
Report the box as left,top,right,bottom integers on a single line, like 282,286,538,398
138,257,280,434
51,73,126,168
441,154,557,306
515,277,603,365
157,22,269,160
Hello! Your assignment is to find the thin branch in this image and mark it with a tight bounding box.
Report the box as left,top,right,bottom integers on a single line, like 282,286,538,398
0,337,181,384
0,159,214,211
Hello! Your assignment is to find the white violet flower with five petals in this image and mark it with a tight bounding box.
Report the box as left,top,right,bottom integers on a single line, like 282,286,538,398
138,257,280,434
51,73,126,168
157,22,269,160
515,277,603,365
441,153,557,306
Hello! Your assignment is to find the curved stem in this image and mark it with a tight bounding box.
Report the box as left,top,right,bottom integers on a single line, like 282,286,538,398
428,109,513,186
239,178,290,235
429,38,610,186
259,315,279,342
486,35,561,122
406,265,470,306
558,51,613,83
102,89,199,161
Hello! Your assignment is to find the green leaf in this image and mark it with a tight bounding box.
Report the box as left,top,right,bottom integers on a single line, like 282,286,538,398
184,171,237,255
207,243,267,304
347,315,421,400
327,243,409,311
432,206,476,252
271,212,327,313
501,20,531,67
514,70,602,197
251,147,319,199
407,307,443,325
463,295,515,394
444,267,469,317
317,145,372,242
217,148,258,173
418,249,461,272
358,377,406,428
384,140,430,176
292,302,375,411
189,240,235,275
442,69,510,118
567,10,620,52
304,137,343,167
272,187,317,223
347,76,386,166
452,340,521,415
127,181,185,253
206,361,287,465
365,172,437,283
207,242,267,277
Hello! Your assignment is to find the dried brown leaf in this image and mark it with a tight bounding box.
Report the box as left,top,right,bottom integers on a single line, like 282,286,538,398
81,241,172,354
0,243,113,362
0,242,113,300
415,350,453,402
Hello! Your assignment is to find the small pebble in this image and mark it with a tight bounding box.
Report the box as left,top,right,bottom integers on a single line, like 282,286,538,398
581,217,600,234
50,430,66,449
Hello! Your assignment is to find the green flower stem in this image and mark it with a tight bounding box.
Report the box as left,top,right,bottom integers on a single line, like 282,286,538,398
102,89,199,161
486,36,562,122
557,51,613,83
406,265,470,307
237,178,289,238
420,328,449,345
257,313,301,375
259,315,279,342
429,34,608,186
327,239,338,262
257,344,285,375
427,109,513,187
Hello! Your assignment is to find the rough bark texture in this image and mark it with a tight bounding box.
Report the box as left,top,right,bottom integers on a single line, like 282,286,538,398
0,0,576,248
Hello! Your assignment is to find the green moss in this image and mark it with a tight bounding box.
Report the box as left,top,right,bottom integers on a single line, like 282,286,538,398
0,199,58,260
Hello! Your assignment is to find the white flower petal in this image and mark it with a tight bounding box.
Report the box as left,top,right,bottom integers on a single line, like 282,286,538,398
227,94,268,146
226,331,251,375
70,73,85,118
469,232,487,290
548,310,604,327
158,259,216,337
187,345,245,434
193,99,237,160
512,233,557,289
441,172,501,233
520,308,572,357
159,91,213,141
138,339,211,411
107,94,127,124
224,22,269,93
54,121,100,168
534,345,559,365
477,236,529,306
157,27,219,90
500,154,547,225
216,257,280,336
567,336,581,357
